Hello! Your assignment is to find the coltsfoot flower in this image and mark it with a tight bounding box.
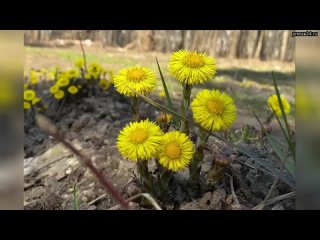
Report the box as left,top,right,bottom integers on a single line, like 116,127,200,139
57,77,70,87
50,84,60,94
54,90,65,100
24,89,36,101
117,120,163,161
169,50,216,85
158,131,194,172
99,79,112,91
268,94,290,116
24,102,31,110
68,85,79,95
113,66,157,97
191,89,237,131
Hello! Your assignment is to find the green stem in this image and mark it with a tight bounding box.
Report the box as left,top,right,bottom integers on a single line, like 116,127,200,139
180,84,192,135
189,128,209,182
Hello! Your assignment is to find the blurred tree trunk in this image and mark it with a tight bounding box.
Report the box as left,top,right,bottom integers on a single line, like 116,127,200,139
237,30,259,59
284,30,295,62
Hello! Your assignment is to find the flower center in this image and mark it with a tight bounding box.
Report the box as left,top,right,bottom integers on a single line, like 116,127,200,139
207,99,224,115
130,128,148,143
127,68,146,82
165,143,181,159
184,53,205,68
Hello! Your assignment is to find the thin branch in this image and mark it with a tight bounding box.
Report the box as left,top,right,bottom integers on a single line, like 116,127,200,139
88,193,107,206
253,191,295,210
108,193,162,210
78,32,88,73
229,175,241,209
36,114,130,210
253,177,279,210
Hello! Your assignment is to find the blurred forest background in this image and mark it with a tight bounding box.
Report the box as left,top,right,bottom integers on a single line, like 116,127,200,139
25,30,294,62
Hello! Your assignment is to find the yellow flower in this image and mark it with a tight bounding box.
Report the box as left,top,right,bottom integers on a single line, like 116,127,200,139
158,91,166,97
99,79,112,91
169,49,216,85
117,120,163,161
158,131,194,172
85,73,91,80
191,89,237,131
113,66,157,97
57,77,70,87
67,69,80,79
156,113,172,123
50,84,60,94
268,94,291,116
30,76,38,85
40,68,47,75
54,90,65,100
48,72,55,81
24,89,36,101
30,70,39,85
24,83,28,90
68,85,79,95
24,101,31,110
32,97,41,105
74,59,84,69
88,63,102,79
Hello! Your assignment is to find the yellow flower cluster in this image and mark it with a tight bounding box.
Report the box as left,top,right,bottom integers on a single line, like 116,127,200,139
48,67,82,100
24,89,42,110
117,120,194,172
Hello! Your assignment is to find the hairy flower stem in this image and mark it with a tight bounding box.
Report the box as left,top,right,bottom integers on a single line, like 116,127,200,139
189,128,209,183
180,84,192,135
137,160,154,193
54,98,66,123
157,163,172,197
131,97,140,122
131,97,153,192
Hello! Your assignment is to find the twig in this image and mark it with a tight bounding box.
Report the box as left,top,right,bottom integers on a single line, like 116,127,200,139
88,193,107,206
227,174,241,209
253,177,279,210
253,191,295,210
78,33,88,73
108,193,162,210
36,114,130,210
264,177,279,202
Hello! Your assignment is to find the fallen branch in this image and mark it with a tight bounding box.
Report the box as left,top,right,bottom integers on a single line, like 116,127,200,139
253,191,295,210
108,193,162,210
36,114,130,210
